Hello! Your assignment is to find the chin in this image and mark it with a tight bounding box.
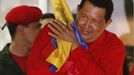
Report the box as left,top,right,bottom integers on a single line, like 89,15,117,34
83,39,91,43
82,37,91,43
82,35,96,43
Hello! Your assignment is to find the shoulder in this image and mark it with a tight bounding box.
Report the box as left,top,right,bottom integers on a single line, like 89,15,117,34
103,30,126,52
105,30,124,45
0,43,14,64
0,43,10,57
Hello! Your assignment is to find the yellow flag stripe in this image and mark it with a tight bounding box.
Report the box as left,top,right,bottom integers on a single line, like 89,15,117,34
46,40,72,71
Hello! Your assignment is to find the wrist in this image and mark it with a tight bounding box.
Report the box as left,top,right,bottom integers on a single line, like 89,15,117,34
71,43,79,51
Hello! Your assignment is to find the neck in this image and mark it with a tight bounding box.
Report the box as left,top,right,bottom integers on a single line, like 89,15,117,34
9,41,31,57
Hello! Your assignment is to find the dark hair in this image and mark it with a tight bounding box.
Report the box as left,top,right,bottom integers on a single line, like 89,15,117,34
42,13,55,19
6,22,17,40
79,0,113,22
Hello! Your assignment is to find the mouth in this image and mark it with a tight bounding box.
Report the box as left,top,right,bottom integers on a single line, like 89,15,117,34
79,30,91,36
78,27,92,36
82,31,90,35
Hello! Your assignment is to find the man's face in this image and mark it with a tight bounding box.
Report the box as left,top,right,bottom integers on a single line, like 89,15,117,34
76,1,110,43
23,22,41,46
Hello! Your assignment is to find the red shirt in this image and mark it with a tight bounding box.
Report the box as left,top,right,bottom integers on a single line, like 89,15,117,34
27,26,126,75
11,53,28,72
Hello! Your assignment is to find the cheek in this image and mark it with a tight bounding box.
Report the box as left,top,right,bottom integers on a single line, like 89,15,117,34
31,30,40,38
92,26,99,32
77,21,85,31
92,24,104,32
92,27,105,39
27,31,37,43
26,29,39,40
77,18,85,26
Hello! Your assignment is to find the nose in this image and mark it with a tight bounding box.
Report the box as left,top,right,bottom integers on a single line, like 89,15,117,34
84,18,92,29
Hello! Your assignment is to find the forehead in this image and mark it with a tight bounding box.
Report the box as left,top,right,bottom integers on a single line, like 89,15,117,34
79,1,106,18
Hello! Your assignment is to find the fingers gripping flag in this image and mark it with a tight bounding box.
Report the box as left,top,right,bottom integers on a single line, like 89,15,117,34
46,0,88,72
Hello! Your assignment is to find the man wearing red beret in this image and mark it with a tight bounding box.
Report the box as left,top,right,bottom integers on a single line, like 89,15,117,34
0,5,43,75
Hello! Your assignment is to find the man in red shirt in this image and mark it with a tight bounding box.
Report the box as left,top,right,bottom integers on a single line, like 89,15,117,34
27,0,126,75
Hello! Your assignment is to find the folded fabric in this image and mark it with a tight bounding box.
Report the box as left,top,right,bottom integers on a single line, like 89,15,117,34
46,39,72,71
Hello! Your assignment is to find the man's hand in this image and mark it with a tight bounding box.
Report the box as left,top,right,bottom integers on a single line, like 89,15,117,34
48,19,79,50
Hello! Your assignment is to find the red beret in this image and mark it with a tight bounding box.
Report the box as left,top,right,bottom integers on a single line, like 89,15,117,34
5,5,43,25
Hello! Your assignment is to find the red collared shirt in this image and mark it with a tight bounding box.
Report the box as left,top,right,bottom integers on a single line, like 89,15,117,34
27,25,126,75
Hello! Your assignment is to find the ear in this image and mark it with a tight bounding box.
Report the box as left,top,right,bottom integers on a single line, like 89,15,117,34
16,25,24,34
106,19,112,27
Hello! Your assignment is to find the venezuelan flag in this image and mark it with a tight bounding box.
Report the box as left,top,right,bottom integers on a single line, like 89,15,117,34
46,0,73,72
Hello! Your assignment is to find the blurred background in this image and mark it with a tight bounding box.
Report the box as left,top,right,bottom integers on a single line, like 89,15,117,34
0,0,133,75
